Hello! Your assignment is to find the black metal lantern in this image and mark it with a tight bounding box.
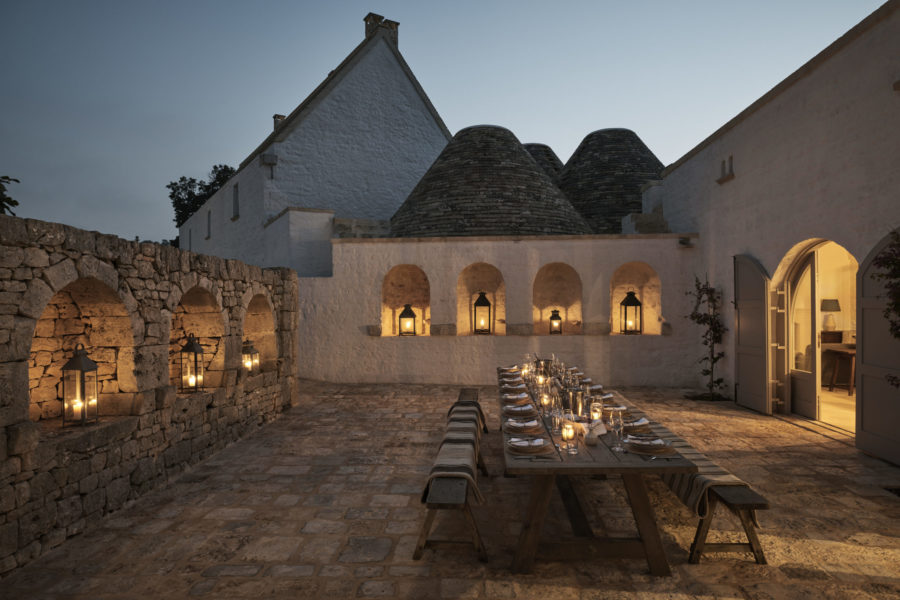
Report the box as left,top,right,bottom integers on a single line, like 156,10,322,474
242,339,260,373
549,309,562,335
398,304,417,336
180,333,204,392
620,290,643,335
62,343,99,426
473,292,491,335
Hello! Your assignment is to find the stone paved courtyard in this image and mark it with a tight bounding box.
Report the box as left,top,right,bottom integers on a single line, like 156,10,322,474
2,382,900,599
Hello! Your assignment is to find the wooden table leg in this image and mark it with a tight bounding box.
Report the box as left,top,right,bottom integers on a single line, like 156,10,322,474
621,473,671,576
511,474,555,573
848,353,856,396
556,475,594,538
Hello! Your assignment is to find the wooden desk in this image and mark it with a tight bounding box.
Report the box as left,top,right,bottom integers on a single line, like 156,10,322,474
501,392,697,576
822,343,856,396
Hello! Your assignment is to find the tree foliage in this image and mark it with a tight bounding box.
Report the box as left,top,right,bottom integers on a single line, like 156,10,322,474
168,164,235,227
1,175,20,216
686,276,728,400
870,229,900,387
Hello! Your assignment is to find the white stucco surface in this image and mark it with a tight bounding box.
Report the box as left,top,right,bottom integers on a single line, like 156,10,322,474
179,31,448,276
297,235,706,386
645,6,900,390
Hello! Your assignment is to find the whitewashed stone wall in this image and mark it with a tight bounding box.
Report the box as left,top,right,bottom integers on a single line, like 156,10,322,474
180,32,449,276
640,5,900,389
0,215,299,574
298,235,705,387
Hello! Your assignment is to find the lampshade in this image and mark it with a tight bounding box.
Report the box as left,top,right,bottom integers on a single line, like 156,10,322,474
820,299,841,312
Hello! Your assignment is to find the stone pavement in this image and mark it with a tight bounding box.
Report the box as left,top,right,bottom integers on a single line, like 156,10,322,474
2,382,899,599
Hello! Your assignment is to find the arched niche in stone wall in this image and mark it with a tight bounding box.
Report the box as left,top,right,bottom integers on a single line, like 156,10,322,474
610,262,663,335
243,293,278,371
456,263,506,336
169,286,226,390
29,277,137,422
381,265,431,336
532,262,583,335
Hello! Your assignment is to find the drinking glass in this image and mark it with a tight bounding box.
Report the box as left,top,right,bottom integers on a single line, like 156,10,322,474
610,407,625,452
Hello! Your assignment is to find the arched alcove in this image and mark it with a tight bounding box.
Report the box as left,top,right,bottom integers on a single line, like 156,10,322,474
169,286,226,390
381,265,431,336
532,262,583,335
244,294,278,371
28,277,136,421
610,262,662,335
456,263,506,336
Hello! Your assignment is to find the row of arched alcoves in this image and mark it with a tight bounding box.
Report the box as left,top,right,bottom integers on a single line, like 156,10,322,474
380,261,664,336
27,275,278,422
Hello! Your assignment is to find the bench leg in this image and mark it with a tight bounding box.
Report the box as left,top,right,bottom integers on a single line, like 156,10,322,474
689,494,718,564
476,450,489,477
737,509,767,565
462,503,488,562
413,509,437,560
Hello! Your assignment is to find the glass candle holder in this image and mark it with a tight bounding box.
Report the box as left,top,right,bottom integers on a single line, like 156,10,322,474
561,423,578,455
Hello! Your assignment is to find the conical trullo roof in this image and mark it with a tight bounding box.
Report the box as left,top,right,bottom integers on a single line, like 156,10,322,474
523,143,564,183
557,129,663,234
390,126,591,237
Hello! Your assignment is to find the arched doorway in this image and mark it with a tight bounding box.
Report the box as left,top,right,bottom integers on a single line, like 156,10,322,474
774,240,858,431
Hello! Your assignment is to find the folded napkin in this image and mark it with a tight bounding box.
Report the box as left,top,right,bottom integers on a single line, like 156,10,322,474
590,384,604,391
509,437,547,447
604,404,628,411
506,418,539,428
625,417,650,427
504,404,533,412
499,365,520,373
624,434,665,446
500,376,523,382
581,378,593,384
599,392,615,400
588,421,607,435
501,383,526,389
502,392,528,400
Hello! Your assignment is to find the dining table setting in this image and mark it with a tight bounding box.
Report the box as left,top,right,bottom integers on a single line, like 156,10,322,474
497,355,698,575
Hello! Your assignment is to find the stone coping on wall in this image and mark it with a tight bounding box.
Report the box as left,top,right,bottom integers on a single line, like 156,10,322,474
333,232,700,244
366,323,675,336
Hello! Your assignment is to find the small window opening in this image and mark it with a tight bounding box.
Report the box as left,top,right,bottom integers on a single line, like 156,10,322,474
205,210,211,240
231,184,239,221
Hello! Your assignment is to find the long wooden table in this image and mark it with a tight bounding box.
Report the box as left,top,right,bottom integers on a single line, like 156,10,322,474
501,392,697,576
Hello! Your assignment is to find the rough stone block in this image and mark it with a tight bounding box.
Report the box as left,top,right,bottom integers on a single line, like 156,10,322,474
28,472,57,502
56,495,82,527
22,248,49,268
0,247,24,269
42,258,77,293
105,477,130,511
430,323,456,336
76,255,118,292
7,422,40,456
0,521,18,558
0,484,15,513
130,457,156,486
155,386,175,411
81,489,104,516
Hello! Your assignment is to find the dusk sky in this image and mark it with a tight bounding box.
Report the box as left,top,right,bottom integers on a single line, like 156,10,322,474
0,1,885,243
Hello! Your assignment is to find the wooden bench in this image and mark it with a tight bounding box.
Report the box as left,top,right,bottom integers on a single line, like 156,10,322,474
689,484,769,564
413,477,487,562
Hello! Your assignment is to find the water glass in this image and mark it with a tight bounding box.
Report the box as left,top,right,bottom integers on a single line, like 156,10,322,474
610,407,625,452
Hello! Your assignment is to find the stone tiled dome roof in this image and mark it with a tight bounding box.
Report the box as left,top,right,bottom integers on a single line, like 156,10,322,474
557,129,663,234
391,126,591,237
523,143,564,183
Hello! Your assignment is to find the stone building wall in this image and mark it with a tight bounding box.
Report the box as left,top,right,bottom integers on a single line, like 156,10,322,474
0,215,299,575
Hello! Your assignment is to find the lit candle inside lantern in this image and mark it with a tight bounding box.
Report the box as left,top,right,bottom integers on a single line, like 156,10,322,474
188,374,196,387
401,318,414,332
541,394,550,412
244,358,253,370
537,375,545,386
479,318,485,327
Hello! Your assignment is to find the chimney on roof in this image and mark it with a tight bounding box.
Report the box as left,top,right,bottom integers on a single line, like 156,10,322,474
364,13,384,37
363,13,398,45
273,114,286,131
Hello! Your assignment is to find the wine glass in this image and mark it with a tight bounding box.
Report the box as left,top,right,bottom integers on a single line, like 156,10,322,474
610,407,625,452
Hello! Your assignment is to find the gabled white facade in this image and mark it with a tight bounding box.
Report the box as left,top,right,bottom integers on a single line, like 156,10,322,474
179,18,450,276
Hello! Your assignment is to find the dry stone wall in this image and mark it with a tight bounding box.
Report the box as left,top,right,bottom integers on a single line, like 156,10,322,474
0,215,299,575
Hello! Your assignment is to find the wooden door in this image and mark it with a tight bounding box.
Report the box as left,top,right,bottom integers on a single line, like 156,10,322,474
857,233,900,465
790,254,819,419
733,255,771,414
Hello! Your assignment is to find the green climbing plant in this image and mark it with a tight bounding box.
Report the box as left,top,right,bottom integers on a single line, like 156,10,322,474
685,276,728,400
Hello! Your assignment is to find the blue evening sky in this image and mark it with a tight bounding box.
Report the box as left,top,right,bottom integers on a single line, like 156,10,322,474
0,1,885,243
